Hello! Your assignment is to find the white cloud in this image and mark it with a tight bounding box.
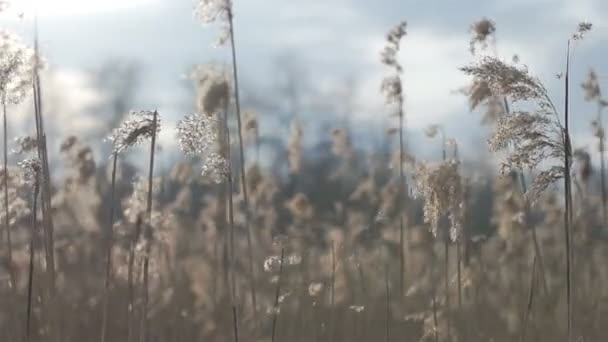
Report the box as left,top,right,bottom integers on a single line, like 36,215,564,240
10,0,162,17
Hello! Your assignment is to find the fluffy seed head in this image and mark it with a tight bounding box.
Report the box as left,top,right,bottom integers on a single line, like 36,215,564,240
190,64,230,115
17,158,41,185
12,135,37,155
200,152,230,184
572,21,592,40
469,18,496,55
0,30,36,105
414,160,464,240
380,21,407,107
176,113,219,156
194,0,232,46
108,110,160,154
582,69,601,102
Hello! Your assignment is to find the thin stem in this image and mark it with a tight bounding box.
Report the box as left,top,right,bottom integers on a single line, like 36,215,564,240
33,20,56,295
444,239,451,342
271,248,285,342
2,100,14,288
140,110,158,342
127,216,143,342
564,40,573,342
26,178,39,342
101,152,118,342
398,103,406,301
457,239,462,309
329,242,336,342
385,262,390,342
223,99,239,342
597,102,607,227
226,7,257,321
520,254,537,342
432,292,439,342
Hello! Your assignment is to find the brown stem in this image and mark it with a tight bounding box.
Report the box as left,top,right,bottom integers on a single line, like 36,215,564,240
101,152,118,342
271,248,286,342
33,21,56,295
226,7,257,321
223,99,239,342
127,215,142,342
26,177,40,342
140,111,158,342
564,40,573,342
2,100,14,288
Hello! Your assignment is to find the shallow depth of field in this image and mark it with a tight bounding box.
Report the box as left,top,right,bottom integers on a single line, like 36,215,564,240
0,1,608,342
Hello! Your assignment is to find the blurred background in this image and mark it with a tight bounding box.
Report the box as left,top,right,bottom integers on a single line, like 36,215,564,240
1,1,608,342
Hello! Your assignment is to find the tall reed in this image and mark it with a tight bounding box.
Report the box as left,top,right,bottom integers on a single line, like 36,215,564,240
100,151,118,342
380,20,408,300
140,110,159,342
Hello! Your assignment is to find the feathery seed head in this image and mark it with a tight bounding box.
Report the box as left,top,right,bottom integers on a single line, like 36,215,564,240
469,18,496,55
176,113,229,183
194,0,232,46
461,57,545,103
176,113,219,156
380,21,407,108
108,110,160,154
414,160,464,240
0,30,36,105
582,69,601,102
194,0,231,24
12,135,37,155
17,158,41,185
190,64,230,115
572,21,592,40
200,152,230,183
380,21,407,71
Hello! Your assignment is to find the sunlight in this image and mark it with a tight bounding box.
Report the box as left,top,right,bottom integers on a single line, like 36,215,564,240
11,0,159,17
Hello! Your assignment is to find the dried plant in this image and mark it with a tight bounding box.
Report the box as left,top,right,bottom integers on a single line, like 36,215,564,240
469,18,496,55
287,120,302,175
0,30,35,294
380,19,408,300
18,157,40,342
414,160,464,241
461,57,565,202
196,1,257,325
108,110,161,154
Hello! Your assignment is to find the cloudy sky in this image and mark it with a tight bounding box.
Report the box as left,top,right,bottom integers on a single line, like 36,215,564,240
1,0,608,162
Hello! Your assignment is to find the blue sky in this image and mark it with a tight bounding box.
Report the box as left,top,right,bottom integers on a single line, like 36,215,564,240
1,0,608,164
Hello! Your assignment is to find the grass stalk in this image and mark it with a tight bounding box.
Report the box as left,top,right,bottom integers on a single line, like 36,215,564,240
25,174,40,342
127,215,143,342
101,152,118,342
2,100,14,289
563,40,574,342
385,262,390,342
139,110,158,342
223,98,239,342
520,254,537,342
226,7,258,322
271,247,285,342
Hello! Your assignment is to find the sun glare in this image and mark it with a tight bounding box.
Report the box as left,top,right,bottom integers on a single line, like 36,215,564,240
11,0,158,17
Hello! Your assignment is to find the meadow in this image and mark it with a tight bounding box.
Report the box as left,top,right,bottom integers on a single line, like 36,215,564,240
0,1,607,342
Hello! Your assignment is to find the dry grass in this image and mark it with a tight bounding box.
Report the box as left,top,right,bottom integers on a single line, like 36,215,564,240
0,4,606,342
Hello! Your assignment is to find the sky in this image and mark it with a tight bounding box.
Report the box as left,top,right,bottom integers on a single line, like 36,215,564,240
1,0,608,165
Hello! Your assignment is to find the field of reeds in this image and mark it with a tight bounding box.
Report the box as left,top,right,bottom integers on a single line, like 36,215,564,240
0,1,608,342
